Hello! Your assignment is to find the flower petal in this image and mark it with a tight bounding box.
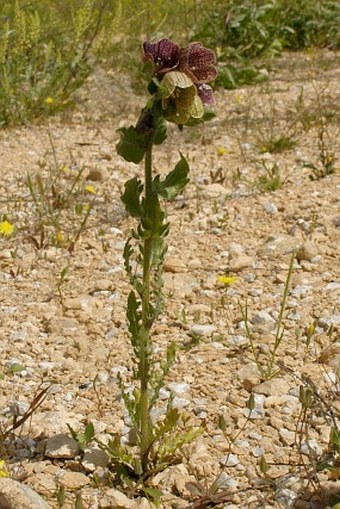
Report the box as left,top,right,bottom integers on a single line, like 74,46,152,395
161,71,194,97
143,39,180,74
197,84,215,106
179,43,217,84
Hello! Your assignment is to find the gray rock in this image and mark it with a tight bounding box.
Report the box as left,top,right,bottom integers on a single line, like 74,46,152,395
325,282,340,291
229,256,253,272
254,378,290,396
99,487,138,509
300,439,322,456
45,433,79,459
258,234,300,258
57,471,90,489
220,453,239,467
251,310,275,325
168,382,190,397
82,447,109,471
275,488,298,508
317,315,340,329
190,324,215,337
296,241,318,261
263,202,278,214
163,256,187,273
0,478,49,509
279,428,295,446
251,446,264,458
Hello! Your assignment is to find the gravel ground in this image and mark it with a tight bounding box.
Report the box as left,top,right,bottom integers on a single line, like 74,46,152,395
0,50,339,509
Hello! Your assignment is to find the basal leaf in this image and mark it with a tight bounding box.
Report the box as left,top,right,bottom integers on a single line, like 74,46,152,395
153,153,189,200
121,177,143,218
116,126,148,164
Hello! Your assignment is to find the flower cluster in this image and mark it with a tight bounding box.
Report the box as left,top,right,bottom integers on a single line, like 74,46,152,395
143,38,217,124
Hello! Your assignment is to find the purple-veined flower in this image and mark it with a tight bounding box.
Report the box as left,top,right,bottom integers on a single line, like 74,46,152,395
143,39,180,75
178,42,217,85
143,39,217,124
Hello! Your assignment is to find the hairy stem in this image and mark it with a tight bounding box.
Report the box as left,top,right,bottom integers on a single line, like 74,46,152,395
140,136,154,471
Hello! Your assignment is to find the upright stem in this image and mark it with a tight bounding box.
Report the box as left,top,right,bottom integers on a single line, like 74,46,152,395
140,136,154,471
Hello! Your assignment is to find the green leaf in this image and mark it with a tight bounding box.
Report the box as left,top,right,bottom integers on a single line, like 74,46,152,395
153,114,167,146
8,363,25,373
116,127,148,164
143,487,163,501
153,153,190,200
84,422,95,443
142,59,155,83
121,177,143,218
259,455,269,475
127,291,141,339
141,192,168,238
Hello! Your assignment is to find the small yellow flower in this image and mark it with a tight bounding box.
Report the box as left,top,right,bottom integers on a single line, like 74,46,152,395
217,275,237,286
85,184,95,194
217,146,229,156
45,96,54,104
0,220,15,238
0,460,8,478
56,231,64,244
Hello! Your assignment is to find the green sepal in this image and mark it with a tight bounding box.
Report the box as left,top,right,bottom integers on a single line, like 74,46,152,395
153,153,189,200
116,126,149,164
121,177,143,218
184,106,216,127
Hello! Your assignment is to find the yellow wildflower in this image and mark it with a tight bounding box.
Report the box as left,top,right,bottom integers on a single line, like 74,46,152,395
0,460,8,478
217,275,237,286
55,231,64,244
0,220,15,238
85,184,95,194
45,96,54,104
217,146,229,156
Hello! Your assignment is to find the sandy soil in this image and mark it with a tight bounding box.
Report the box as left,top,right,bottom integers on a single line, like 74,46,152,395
0,50,339,509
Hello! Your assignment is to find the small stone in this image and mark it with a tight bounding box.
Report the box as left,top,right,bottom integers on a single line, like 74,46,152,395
317,315,340,329
171,397,190,408
228,335,248,348
220,453,239,467
262,202,278,214
254,378,290,396
168,382,190,397
99,488,138,509
238,364,261,392
87,165,110,181
279,428,295,446
82,447,109,471
204,183,229,199
275,488,298,508
228,242,244,256
190,324,215,337
229,256,253,272
251,446,264,458
58,471,90,489
45,434,79,459
0,478,50,509
251,310,275,325
164,256,187,273
326,282,340,291
258,234,300,258
296,241,318,261
300,439,322,456
91,279,113,292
